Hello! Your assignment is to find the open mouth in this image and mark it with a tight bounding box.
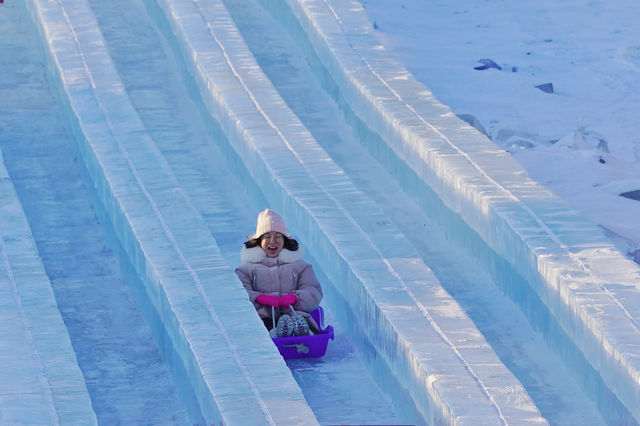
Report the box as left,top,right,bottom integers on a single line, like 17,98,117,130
266,245,279,256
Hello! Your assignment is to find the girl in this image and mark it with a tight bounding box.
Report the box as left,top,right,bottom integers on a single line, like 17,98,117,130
235,209,323,334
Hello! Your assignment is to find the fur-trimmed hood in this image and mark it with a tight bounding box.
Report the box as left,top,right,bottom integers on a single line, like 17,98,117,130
240,245,304,265
236,244,322,329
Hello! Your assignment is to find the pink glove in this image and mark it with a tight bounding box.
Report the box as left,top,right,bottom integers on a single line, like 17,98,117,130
279,293,298,307
256,294,280,307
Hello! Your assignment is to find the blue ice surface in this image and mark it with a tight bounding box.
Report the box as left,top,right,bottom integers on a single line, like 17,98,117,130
4,0,640,422
0,148,96,424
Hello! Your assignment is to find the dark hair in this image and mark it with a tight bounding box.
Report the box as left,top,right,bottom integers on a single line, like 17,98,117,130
244,234,299,251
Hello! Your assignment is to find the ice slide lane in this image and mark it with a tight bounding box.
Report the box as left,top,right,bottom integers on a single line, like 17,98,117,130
24,0,318,424
0,151,95,425
221,0,611,423
155,0,548,424
0,9,94,425
1,1,193,423
84,0,404,423
264,0,640,422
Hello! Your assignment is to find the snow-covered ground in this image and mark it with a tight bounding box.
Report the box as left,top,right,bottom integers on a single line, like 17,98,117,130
360,0,640,263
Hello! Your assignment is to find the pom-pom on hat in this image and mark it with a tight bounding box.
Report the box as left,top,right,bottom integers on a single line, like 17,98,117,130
250,209,290,239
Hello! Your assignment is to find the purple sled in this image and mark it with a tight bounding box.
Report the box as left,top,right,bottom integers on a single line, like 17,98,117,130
272,306,334,359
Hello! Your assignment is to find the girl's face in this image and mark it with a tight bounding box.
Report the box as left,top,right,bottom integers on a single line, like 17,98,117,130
260,232,285,257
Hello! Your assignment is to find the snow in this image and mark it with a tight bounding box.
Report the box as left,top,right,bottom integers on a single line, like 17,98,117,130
359,0,640,261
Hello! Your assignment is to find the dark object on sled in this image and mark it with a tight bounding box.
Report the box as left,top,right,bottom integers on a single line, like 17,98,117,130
272,307,334,359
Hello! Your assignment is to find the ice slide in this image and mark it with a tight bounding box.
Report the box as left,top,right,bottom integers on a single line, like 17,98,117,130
1,0,638,424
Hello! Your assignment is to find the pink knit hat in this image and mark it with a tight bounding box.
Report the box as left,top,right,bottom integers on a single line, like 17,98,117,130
251,209,290,239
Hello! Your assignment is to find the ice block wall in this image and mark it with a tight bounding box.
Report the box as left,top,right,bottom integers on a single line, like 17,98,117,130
0,149,97,424
155,0,547,423
277,0,640,420
23,0,318,423
16,0,640,421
